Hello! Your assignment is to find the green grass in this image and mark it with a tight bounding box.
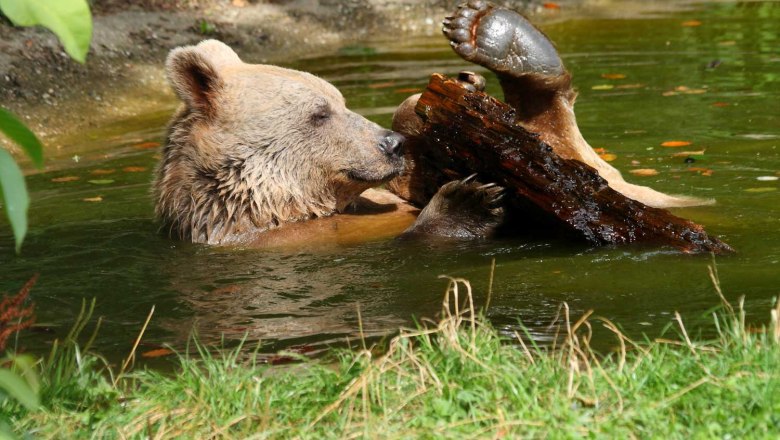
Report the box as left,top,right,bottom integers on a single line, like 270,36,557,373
6,271,780,438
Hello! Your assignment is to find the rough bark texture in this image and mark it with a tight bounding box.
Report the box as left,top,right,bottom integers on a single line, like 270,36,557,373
410,74,732,254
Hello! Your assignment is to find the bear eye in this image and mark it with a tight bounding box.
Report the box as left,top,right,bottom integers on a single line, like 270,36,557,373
310,106,332,126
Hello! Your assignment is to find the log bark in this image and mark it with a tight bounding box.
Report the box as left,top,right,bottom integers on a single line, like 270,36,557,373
409,73,733,254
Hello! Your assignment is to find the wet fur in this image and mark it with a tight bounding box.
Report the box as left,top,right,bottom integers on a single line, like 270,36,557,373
155,40,405,244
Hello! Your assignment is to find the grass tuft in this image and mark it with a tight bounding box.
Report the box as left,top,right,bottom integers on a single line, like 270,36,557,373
7,265,780,438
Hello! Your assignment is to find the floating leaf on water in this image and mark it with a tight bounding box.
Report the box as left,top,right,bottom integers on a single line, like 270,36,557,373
368,81,397,89
90,169,115,175
676,86,706,94
630,160,641,166
663,86,707,96
681,20,702,27
712,102,730,107
141,348,174,358
394,88,422,94
744,187,777,193
82,196,103,202
756,176,779,182
600,73,626,79
591,84,614,90
87,179,114,185
542,2,561,9
687,167,713,176
616,83,645,89
661,140,692,148
133,141,161,150
122,166,147,173
629,168,659,176
671,150,706,157
592,147,607,154
599,153,617,162
51,176,80,183
718,40,736,46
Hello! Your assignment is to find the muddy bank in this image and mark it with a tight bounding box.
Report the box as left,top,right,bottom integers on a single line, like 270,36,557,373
0,0,703,161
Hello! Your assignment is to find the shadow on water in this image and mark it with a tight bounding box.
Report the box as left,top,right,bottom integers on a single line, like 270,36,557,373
2,1,779,360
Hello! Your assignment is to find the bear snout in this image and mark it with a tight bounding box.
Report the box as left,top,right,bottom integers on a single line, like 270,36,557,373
378,131,405,157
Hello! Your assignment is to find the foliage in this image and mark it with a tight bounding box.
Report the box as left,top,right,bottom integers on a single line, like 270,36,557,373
0,277,39,440
0,148,30,254
0,0,93,253
0,275,36,351
0,0,92,63
7,273,780,438
0,354,40,437
0,109,43,253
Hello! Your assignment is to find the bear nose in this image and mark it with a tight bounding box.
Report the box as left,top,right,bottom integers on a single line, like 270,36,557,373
379,131,405,157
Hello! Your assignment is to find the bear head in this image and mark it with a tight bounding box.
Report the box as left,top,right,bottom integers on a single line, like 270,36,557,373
154,40,405,244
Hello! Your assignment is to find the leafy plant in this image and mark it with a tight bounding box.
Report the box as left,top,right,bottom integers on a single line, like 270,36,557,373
0,0,92,253
0,0,92,62
0,1,94,436
0,277,39,439
0,109,43,253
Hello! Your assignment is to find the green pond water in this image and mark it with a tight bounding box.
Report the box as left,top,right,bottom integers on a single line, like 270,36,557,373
2,2,779,360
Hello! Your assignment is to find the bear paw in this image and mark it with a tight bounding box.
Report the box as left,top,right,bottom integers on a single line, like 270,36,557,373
443,1,564,78
401,175,505,239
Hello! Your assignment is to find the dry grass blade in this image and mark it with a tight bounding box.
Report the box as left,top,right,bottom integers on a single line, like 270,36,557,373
485,258,496,311
513,331,536,365
674,311,699,358
709,262,734,315
116,305,155,386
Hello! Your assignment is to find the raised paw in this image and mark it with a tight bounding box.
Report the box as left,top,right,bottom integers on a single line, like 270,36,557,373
400,175,505,239
443,1,564,77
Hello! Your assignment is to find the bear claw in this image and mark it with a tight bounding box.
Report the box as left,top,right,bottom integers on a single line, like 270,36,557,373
443,1,564,77
401,176,505,239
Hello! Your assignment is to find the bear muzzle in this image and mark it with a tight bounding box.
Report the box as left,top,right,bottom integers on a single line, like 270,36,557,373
378,131,405,157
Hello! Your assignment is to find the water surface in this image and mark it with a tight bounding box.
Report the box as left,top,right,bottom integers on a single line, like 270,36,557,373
2,1,778,359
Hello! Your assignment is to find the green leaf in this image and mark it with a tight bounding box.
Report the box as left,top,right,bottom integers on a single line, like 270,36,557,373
0,107,43,168
0,0,92,63
0,369,39,410
0,148,29,253
7,355,40,396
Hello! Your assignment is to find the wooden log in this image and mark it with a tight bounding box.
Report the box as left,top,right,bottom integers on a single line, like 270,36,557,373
410,73,733,254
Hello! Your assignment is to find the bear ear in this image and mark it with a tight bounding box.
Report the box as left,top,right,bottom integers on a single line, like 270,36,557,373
165,40,241,117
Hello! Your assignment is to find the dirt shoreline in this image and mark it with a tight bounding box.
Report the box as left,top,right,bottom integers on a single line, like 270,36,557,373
0,0,704,161
0,0,467,155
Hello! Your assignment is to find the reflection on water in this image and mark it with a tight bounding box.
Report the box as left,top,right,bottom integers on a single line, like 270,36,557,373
1,1,779,359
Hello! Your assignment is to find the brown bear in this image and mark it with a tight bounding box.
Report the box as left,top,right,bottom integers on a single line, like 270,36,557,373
154,2,712,246
154,40,420,247
391,0,712,225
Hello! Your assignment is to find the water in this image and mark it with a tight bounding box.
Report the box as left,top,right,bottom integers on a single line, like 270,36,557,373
2,1,778,359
